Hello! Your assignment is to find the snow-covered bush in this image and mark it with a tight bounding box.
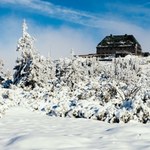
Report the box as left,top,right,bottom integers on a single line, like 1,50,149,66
0,87,17,117
112,56,141,84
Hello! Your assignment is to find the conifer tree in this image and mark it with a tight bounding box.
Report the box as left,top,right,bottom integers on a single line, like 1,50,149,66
0,59,5,84
13,20,54,89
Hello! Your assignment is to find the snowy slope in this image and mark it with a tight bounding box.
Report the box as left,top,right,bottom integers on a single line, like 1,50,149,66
6,21,149,123
0,20,150,150
0,56,150,123
0,107,149,150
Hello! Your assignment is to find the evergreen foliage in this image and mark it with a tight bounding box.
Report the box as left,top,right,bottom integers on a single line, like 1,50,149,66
13,20,54,89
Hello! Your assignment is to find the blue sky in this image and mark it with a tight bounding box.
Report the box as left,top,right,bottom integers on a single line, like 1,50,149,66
0,0,150,70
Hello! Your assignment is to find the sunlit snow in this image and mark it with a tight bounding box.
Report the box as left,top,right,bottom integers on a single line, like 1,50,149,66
0,107,149,150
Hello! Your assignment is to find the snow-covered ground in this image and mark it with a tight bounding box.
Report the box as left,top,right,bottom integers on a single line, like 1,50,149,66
0,107,149,150
0,21,150,149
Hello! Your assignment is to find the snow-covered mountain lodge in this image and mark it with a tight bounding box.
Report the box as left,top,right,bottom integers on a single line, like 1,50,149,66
96,34,142,57
79,34,150,58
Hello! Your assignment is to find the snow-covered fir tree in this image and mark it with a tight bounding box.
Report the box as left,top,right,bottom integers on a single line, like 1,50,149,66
0,59,5,84
13,20,54,89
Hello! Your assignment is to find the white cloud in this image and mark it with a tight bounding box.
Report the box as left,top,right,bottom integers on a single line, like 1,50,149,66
0,0,127,29
1,16,150,73
0,17,21,72
0,17,96,72
32,26,96,59
0,0,32,4
109,2,150,16
1,0,150,33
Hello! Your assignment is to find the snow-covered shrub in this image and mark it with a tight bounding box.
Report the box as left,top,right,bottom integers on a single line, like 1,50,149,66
81,56,142,86
112,56,141,84
0,59,12,88
0,87,17,117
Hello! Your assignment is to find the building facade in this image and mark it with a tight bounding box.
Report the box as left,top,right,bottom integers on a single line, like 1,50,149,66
96,34,142,57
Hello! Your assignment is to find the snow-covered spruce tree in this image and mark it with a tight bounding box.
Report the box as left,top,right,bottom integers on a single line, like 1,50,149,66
13,20,54,89
0,59,5,84
0,59,13,88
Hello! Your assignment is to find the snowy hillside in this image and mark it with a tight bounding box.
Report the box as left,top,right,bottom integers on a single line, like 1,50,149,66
0,20,150,150
1,56,150,123
0,21,150,124
0,107,150,150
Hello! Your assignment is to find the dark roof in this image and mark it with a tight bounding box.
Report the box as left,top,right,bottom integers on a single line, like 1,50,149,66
97,34,141,47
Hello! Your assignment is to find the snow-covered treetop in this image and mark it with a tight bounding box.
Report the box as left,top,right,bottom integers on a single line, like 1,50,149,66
17,20,36,61
0,59,4,72
70,49,75,60
22,19,28,38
